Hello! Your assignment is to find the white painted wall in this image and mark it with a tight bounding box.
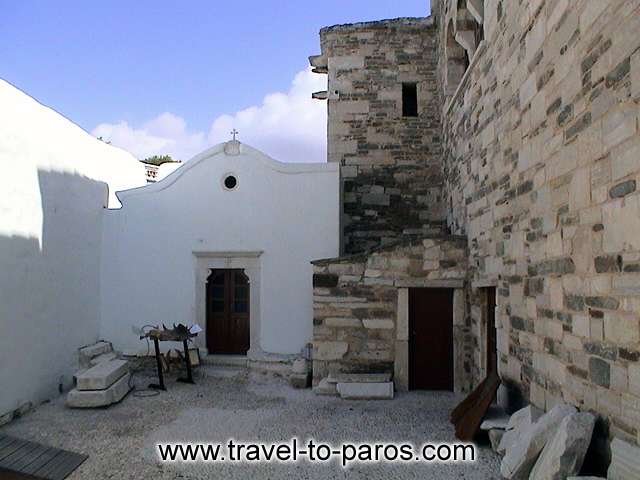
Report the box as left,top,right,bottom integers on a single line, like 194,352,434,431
100,141,339,356
0,80,146,418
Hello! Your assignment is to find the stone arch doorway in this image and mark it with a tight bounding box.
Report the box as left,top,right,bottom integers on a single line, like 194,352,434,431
206,269,250,354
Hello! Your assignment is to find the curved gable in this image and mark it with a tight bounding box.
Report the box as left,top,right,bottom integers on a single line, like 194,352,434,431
115,140,336,206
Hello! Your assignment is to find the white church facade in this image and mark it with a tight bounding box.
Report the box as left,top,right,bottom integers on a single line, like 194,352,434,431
100,140,339,361
0,80,338,420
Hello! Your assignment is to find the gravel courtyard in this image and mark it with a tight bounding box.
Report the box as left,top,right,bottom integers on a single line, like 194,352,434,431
1,365,501,479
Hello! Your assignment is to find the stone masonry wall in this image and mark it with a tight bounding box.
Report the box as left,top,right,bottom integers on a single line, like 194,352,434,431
436,0,640,447
311,237,469,389
316,18,446,254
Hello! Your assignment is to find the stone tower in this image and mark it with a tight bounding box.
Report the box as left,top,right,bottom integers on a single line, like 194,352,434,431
310,17,446,255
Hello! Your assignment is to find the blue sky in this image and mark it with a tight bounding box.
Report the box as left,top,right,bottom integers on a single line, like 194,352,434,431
1,0,431,162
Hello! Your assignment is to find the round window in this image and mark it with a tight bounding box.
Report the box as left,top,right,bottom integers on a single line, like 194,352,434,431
223,174,238,190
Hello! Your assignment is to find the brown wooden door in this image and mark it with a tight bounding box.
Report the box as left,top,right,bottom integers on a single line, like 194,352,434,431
206,269,250,354
486,287,497,376
409,288,454,390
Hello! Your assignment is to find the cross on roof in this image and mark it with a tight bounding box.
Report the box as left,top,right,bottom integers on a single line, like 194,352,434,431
230,128,239,141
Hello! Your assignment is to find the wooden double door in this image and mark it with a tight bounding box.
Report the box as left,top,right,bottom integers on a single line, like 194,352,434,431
409,288,454,391
206,269,250,355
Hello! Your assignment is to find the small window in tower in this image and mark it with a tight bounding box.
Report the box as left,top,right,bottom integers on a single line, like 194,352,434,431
402,83,418,117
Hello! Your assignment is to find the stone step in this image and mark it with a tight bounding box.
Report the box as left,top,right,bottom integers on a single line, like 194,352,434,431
89,352,118,367
201,354,247,367
66,373,131,408
76,359,129,391
336,382,394,400
327,373,391,384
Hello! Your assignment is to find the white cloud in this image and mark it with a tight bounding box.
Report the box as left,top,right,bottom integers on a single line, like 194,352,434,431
91,69,327,163
92,112,206,161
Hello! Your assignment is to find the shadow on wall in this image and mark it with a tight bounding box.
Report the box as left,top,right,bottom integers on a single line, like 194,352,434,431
0,169,107,420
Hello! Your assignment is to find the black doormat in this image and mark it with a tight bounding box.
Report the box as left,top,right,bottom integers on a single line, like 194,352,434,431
0,434,88,480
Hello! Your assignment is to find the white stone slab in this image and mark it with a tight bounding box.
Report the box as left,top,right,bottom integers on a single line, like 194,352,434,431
529,412,596,480
66,373,131,408
497,404,544,455
89,352,117,366
337,382,394,400
608,437,640,480
489,429,505,453
79,341,112,360
497,405,543,456
313,377,338,396
327,373,392,384
480,405,510,430
507,405,543,431
500,404,577,479
76,359,129,391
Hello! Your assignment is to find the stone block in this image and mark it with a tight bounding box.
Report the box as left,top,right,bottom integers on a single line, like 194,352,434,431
314,341,348,360
629,363,640,397
89,352,118,367
603,105,637,151
604,312,640,344
362,319,394,329
328,372,391,383
291,358,308,374
608,437,640,480
507,405,544,431
313,377,338,396
497,405,543,456
567,477,605,480
611,137,640,181
480,405,510,430
66,373,131,408
612,274,640,294
324,317,362,328
76,359,129,391
362,193,390,206
489,429,505,454
397,288,408,340
289,373,310,389
328,55,364,70
500,404,577,479
632,49,640,99
589,357,610,388
529,412,596,480
394,340,408,392
603,196,640,253
610,180,637,199
336,382,394,400
79,341,112,366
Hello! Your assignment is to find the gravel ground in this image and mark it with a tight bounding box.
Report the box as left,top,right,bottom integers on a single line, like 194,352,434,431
1,366,501,479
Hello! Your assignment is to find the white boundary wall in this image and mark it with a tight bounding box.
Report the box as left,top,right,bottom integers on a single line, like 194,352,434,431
0,80,146,418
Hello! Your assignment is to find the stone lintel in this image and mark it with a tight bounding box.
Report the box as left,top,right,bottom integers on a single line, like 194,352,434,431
395,278,465,288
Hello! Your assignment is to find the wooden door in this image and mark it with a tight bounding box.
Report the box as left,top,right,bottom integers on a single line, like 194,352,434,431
486,287,497,376
206,269,250,355
409,288,454,390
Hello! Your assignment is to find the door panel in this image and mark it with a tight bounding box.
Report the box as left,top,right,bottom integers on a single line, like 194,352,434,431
409,288,454,390
206,269,250,354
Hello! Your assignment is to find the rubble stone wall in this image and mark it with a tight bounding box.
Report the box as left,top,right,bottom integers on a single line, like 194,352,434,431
311,237,470,390
436,0,640,446
318,18,446,254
